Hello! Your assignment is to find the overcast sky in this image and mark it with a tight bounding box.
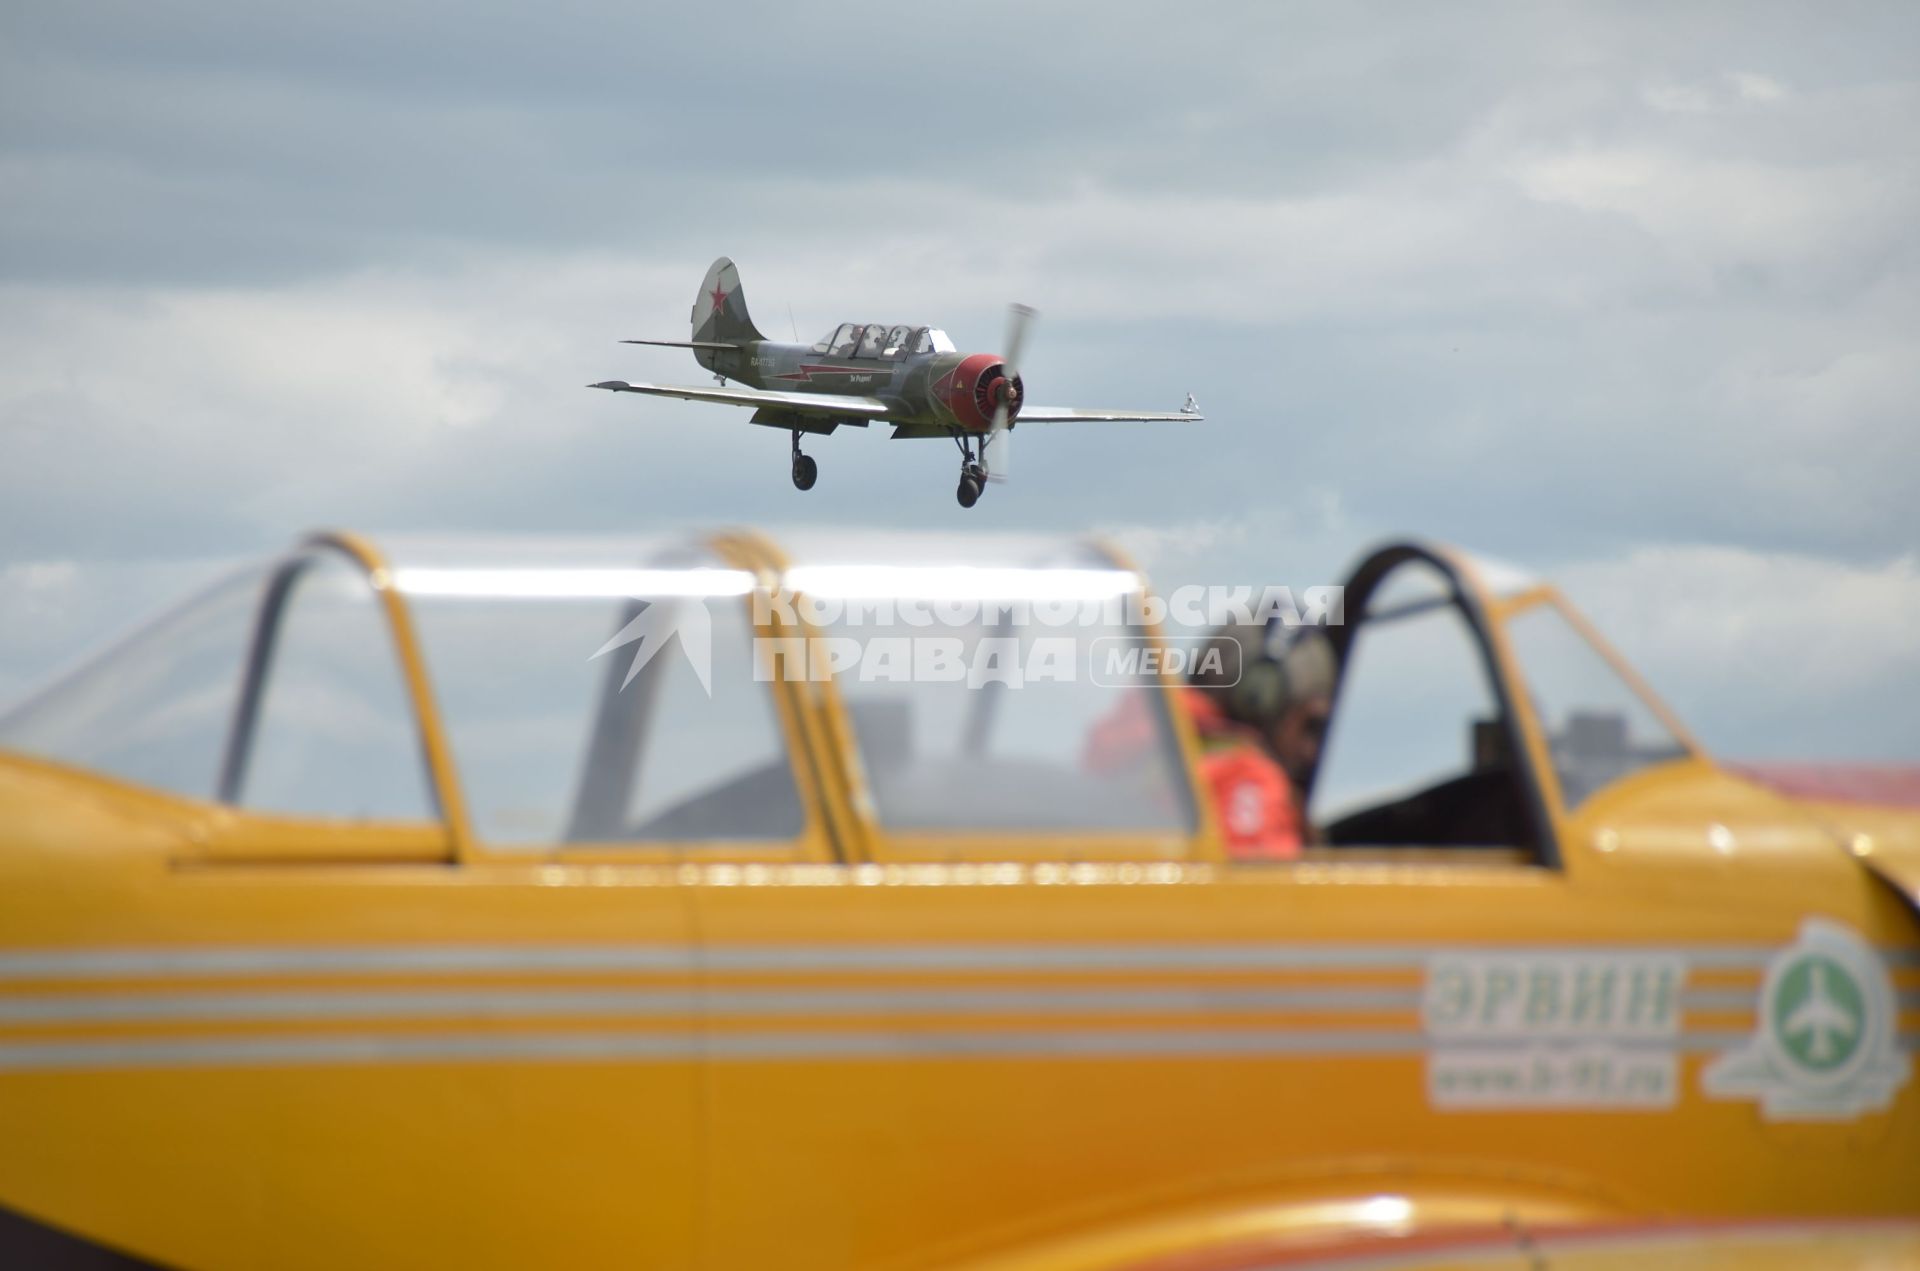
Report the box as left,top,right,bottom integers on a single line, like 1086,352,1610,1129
1,1,1915,758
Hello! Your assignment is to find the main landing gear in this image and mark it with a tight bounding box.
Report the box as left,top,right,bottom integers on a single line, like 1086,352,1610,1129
953,433,989,509
790,431,817,492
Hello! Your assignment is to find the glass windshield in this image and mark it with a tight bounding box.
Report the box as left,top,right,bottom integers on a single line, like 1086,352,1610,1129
394,540,804,847
236,552,433,821
781,546,1196,836
1311,562,1514,835
1504,601,1689,810
0,564,264,800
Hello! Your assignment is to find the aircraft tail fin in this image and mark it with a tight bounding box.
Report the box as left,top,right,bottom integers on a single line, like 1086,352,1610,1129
692,257,767,346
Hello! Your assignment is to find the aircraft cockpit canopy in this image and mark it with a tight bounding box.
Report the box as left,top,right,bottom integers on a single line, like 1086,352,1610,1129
0,530,1198,854
811,325,951,358
0,530,1703,866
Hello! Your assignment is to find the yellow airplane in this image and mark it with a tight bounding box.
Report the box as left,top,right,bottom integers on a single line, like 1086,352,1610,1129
0,528,1914,1270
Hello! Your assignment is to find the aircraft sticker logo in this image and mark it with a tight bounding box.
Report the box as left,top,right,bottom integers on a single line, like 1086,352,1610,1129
1777,954,1862,1071
1702,918,1909,1120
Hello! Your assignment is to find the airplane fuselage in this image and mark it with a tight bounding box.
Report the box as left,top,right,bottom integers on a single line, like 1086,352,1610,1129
698,335,1021,436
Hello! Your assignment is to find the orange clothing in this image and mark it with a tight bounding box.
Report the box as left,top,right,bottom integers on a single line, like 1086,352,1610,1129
1080,689,1303,861
1183,690,1303,861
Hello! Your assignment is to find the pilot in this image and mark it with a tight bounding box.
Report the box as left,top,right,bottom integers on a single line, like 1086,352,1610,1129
1185,621,1337,857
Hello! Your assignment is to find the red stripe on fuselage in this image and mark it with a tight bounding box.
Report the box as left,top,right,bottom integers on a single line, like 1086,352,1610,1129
774,364,891,384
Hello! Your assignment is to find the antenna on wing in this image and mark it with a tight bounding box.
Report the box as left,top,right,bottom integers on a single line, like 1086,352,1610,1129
787,304,799,343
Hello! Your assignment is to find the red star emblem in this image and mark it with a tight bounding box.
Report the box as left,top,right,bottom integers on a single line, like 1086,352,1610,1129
708,284,728,318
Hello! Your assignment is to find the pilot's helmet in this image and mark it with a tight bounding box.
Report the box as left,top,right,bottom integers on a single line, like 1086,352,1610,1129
1189,621,1335,733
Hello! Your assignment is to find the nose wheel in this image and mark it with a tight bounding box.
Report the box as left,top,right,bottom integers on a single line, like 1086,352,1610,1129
952,434,988,509
790,431,818,492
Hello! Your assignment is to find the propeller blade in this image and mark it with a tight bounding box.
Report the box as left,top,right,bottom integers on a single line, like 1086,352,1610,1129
1002,303,1035,381
986,303,1035,483
985,423,1012,483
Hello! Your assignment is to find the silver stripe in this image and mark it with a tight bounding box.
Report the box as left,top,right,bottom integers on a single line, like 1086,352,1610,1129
0,1027,1770,1072
0,986,1422,1024
0,1033,701,1071
0,942,1815,980
702,944,1793,972
1686,989,1920,1011
1681,988,1760,1011
0,946,696,979
0,943,1912,983
14,985,1901,1025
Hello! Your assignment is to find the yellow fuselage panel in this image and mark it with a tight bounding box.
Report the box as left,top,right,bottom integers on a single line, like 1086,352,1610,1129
2,757,1918,1270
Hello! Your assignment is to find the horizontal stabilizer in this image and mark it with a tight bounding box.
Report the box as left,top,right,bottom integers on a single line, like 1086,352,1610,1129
620,339,742,351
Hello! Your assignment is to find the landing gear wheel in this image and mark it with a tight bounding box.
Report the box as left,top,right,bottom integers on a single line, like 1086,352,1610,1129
791,454,818,491
956,475,982,508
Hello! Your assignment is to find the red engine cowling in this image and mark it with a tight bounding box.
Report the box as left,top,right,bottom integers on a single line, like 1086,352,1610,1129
937,353,1024,432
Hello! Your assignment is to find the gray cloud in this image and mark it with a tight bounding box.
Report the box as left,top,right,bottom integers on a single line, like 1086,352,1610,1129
1,1,1916,757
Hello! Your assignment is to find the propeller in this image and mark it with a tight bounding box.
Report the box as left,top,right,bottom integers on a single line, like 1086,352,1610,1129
984,303,1035,483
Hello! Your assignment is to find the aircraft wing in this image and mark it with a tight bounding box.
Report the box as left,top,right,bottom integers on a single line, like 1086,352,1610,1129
589,381,897,419
1015,406,1204,423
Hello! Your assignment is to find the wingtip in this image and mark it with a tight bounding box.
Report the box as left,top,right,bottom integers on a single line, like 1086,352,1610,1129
589,380,630,391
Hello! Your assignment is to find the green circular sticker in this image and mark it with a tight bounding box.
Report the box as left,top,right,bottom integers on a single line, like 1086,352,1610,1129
1771,952,1865,1074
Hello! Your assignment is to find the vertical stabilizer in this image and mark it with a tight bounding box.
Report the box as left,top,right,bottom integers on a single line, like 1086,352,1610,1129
692,257,768,345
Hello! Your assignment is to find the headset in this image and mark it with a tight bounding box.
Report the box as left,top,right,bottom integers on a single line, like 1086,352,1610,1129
1222,617,1333,731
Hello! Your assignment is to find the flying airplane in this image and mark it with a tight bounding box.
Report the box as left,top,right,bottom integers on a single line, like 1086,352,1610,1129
590,258,1202,507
